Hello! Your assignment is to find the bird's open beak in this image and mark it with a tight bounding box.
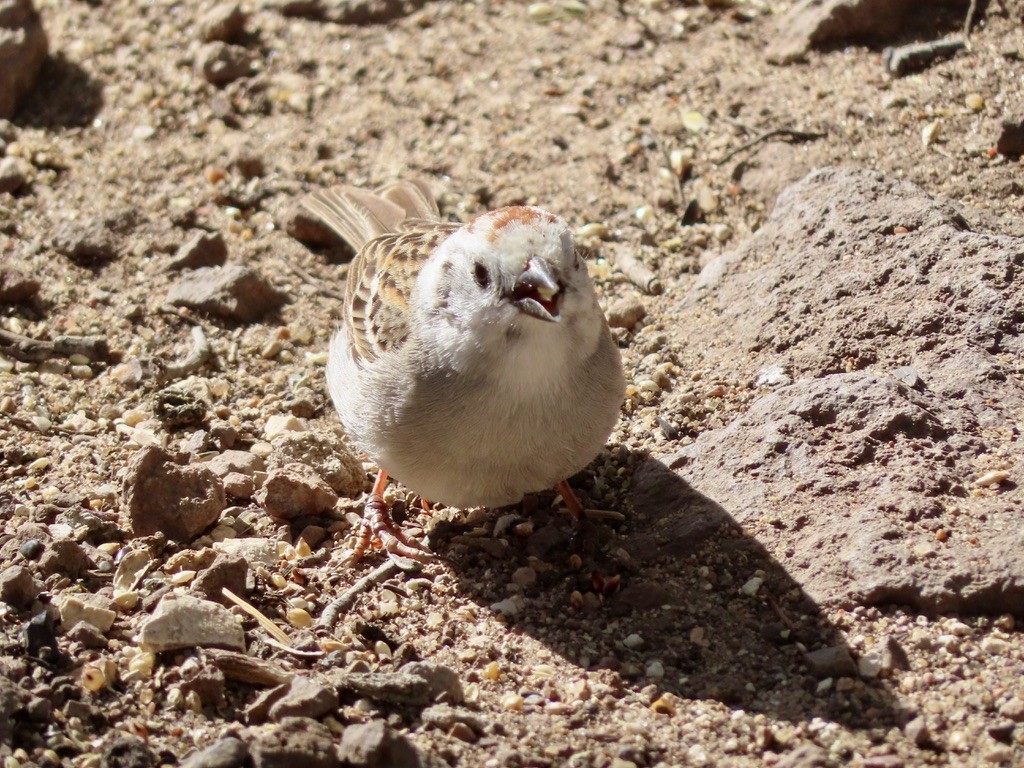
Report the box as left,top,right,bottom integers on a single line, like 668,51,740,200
509,259,562,322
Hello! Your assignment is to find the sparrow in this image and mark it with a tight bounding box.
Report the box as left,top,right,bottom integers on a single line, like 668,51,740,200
301,179,625,563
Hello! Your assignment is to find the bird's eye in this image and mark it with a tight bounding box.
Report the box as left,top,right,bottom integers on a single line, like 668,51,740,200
474,261,491,288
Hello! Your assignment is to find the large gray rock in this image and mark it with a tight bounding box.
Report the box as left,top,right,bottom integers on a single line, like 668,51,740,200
0,0,47,118
139,594,245,652
648,167,1024,616
167,264,288,322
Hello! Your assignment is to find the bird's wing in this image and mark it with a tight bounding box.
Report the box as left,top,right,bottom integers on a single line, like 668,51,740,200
345,223,461,363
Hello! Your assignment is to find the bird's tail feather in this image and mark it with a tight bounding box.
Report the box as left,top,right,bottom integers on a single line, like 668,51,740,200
301,179,440,251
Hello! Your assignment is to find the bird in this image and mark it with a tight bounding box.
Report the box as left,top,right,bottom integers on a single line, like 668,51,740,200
301,179,625,563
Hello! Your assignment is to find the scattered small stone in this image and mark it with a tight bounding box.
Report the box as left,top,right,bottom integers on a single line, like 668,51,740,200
260,677,339,722
857,636,909,677
339,720,420,768
329,669,438,706
250,717,341,768
213,537,278,567
52,220,120,265
167,264,288,322
179,659,227,706
264,414,306,440
22,610,58,657
511,566,536,588
804,645,857,678
167,232,229,271
755,364,792,387
891,366,923,389
995,119,1024,157
101,735,157,768
155,384,209,428
255,462,338,519
18,538,44,560
421,703,485,738
0,266,40,304
0,565,39,608
1000,697,1024,722
401,662,464,704
180,737,249,768
0,155,32,194
269,427,365,496
200,2,247,43
38,539,92,578
139,593,246,652
223,472,255,499
206,449,266,478
58,594,117,633
198,41,257,86
605,295,647,330
0,0,48,119
123,446,226,541
192,553,248,606
904,716,935,749
65,620,108,648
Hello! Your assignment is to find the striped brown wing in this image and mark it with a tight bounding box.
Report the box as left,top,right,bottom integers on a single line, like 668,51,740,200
345,224,460,363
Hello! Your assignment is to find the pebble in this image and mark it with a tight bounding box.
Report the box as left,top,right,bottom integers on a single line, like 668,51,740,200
255,462,339,519
605,295,647,330
214,537,278,567
804,646,857,677
264,414,306,440
206,449,266,478
139,593,246,652
339,720,421,768
511,566,537,587
623,633,644,650
0,155,32,194
0,565,40,608
995,119,1024,157
168,232,228,271
0,267,40,304
965,93,984,112
270,427,366,496
266,677,339,721
58,594,117,633
755,365,792,387
973,470,1009,488
38,539,92,578
18,538,43,560
200,2,247,43
179,737,248,768
167,264,288,323
197,42,256,86
123,446,226,541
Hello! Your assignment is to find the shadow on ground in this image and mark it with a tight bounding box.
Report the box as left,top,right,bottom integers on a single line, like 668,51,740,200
15,55,104,129
436,452,902,732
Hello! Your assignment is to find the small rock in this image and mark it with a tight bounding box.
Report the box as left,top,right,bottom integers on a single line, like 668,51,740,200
65,620,108,648
755,364,792,387
421,703,485,737
891,366,923,389
58,594,117,633
255,463,339,519
267,677,339,721
52,220,120,265
0,0,48,119
38,539,92,578
0,266,40,304
264,414,306,440
511,566,536,588
139,593,246,652
102,736,157,768
167,232,228,271
338,720,421,768
213,537,278,567
198,41,257,86
180,737,249,768
0,565,40,608
0,155,32,194
269,427,365,496
904,716,935,749
123,446,226,541
168,264,288,322
996,119,1024,157
155,384,208,428
22,610,58,657
179,660,227,706
200,2,247,43
857,636,909,677
17,538,45,561
804,645,858,677
250,718,341,768
605,295,647,330
223,472,255,499
401,662,464,704
999,697,1024,722
191,553,248,605
206,449,266,478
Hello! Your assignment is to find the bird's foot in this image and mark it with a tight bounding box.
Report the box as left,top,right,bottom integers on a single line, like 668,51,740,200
346,491,434,568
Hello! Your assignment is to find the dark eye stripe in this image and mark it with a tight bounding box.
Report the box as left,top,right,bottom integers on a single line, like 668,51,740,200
474,261,491,288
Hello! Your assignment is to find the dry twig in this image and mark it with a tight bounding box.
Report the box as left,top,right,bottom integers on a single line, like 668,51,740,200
0,327,110,363
610,248,663,295
221,587,293,646
159,325,213,383
319,560,401,629
716,128,827,166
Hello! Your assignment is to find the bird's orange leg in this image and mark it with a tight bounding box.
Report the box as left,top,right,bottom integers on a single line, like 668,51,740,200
557,479,586,528
349,469,434,564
